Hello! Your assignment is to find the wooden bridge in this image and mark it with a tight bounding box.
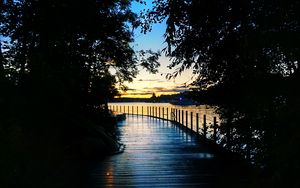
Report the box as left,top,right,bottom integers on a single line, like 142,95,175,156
87,105,251,187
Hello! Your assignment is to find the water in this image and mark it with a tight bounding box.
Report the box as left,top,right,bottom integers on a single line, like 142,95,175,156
108,102,220,135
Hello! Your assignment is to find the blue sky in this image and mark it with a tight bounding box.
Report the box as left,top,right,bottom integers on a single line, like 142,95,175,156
131,1,166,51
120,0,194,98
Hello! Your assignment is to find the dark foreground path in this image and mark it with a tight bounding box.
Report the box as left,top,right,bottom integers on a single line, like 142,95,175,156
88,115,250,187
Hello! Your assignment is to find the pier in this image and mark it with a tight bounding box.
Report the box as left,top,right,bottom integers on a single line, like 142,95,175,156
88,108,251,187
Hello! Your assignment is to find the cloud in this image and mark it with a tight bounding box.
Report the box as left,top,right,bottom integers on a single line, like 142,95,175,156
156,80,168,83
138,79,161,82
123,92,153,96
122,83,189,98
125,88,137,91
142,86,171,90
175,85,188,89
173,89,189,93
153,87,165,90
159,89,180,93
157,86,189,93
140,85,189,93
142,87,164,91
137,78,171,83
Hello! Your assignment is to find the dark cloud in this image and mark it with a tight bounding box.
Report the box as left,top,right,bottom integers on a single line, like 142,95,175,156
141,86,189,93
157,87,189,93
160,89,179,93
126,88,137,91
125,92,153,95
143,87,168,90
175,85,188,89
153,87,165,90
138,79,161,82
173,89,189,93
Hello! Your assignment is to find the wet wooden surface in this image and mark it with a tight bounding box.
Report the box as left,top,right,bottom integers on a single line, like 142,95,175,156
88,115,249,187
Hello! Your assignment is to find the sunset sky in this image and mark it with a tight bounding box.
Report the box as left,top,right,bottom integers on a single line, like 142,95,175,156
118,1,194,98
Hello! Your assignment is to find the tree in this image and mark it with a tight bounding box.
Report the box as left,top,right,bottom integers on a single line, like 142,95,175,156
145,0,299,82
0,1,6,81
1,0,160,110
146,0,300,186
2,0,136,101
0,43,4,80
89,71,119,109
0,1,160,186
150,92,157,102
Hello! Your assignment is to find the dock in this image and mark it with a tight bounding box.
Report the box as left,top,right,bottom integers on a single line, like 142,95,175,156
88,115,250,187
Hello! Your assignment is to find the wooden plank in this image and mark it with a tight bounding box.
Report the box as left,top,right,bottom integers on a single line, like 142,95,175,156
88,115,250,187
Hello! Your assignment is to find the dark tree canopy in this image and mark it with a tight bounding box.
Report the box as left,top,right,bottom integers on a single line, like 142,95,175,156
1,0,139,106
144,0,299,84
146,0,300,186
0,1,160,186
0,0,160,106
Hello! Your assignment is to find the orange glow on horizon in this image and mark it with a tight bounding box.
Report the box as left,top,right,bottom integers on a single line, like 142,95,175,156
112,63,194,99
117,91,179,98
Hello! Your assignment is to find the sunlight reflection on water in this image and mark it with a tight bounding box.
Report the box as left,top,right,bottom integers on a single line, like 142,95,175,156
109,102,220,134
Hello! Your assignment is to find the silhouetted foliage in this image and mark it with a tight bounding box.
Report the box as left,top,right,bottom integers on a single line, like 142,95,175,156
0,0,160,187
138,49,160,74
146,0,300,186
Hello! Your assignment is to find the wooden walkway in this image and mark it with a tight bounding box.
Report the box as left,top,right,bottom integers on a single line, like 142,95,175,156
88,115,250,187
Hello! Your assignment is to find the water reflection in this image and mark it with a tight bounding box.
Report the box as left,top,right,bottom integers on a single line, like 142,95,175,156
105,166,114,186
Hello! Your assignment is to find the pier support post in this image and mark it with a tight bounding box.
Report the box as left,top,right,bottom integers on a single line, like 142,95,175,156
166,108,169,120
203,115,207,139
185,111,188,129
159,107,161,118
172,108,175,121
190,112,193,132
181,110,184,126
178,110,181,125
196,113,199,134
152,106,154,117
152,107,154,117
